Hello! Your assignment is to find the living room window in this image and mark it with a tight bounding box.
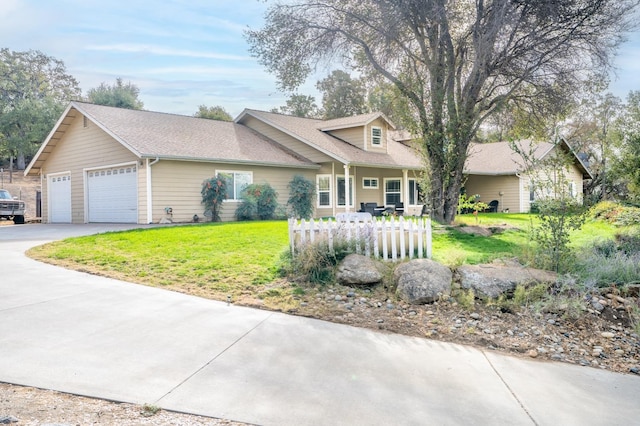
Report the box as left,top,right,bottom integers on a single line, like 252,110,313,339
371,126,382,146
384,178,401,205
317,175,331,207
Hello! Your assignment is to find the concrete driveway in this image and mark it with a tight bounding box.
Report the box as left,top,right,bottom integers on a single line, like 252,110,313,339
0,224,638,425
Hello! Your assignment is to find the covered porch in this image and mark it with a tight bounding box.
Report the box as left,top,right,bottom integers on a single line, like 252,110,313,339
314,162,424,218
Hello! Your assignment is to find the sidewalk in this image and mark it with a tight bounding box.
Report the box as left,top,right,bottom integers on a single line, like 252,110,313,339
1,224,638,425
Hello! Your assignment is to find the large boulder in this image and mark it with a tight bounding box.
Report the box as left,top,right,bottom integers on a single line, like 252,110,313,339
336,254,383,286
394,259,452,304
456,263,557,299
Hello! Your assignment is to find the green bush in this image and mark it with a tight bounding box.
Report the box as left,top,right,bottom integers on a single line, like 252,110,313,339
589,200,620,221
287,175,315,219
201,174,228,222
574,239,640,288
235,183,278,221
616,227,640,254
588,201,640,226
288,228,372,284
615,207,640,227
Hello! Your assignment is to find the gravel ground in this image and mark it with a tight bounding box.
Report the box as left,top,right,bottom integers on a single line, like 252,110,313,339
0,383,248,426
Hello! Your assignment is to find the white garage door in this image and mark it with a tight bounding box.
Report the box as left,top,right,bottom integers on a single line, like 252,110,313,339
49,174,72,223
87,166,138,223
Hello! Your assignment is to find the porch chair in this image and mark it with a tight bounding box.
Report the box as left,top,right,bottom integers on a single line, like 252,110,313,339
487,200,499,213
394,202,404,216
363,202,384,217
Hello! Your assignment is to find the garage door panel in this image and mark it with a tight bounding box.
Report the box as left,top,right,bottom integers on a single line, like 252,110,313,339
88,166,137,223
50,174,72,223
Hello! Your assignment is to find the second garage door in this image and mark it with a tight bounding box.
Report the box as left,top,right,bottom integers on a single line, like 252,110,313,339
87,166,138,223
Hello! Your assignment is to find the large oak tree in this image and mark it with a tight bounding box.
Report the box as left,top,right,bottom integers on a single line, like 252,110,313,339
246,0,638,223
0,49,81,170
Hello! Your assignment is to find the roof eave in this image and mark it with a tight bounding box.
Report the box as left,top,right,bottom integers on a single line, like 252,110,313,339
24,103,76,176
140,155,320,169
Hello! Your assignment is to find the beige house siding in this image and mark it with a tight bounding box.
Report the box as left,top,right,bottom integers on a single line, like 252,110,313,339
521,163,585,212
464,175,521,213
39,113,139,223
149,160,315,223
327,127,365,150
241,116,333,163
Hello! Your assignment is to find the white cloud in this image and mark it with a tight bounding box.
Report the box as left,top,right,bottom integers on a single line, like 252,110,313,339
85,44,252,61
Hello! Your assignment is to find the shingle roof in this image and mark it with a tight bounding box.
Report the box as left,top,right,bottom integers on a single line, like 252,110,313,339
465,140,550,175
465,140,592,178
318,112,395,131
237,109,422,169
26,102,317,176
76,102,316,166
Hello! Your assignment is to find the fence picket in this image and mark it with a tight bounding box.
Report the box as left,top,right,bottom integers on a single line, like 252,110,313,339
289,216,431,262
399,217,405,260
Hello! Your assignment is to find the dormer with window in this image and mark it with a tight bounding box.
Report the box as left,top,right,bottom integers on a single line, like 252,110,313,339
318,112,394,152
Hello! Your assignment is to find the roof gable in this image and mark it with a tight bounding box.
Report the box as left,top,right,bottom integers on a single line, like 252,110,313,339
235,109,420,169
26,102,317,176
465,139,592,179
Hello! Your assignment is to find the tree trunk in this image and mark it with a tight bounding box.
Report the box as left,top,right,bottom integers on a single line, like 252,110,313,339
17,152,26,170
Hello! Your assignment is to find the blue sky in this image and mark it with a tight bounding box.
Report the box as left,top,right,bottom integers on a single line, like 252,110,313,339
1,0,639,118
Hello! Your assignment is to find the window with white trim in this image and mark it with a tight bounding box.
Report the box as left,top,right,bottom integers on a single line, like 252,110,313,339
218,170,252,201
317,175,331,207
408,179,422,206
371,126,382,146
568,181,576,198
384,178,401,205
337,176,354,207
529,183,535,202
362,177,379,189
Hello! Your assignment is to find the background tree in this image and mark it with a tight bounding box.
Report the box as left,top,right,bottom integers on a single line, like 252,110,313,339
316,70,366,119
366,81,412,128
0,48,81,171
87,77,144,110
563,86,622,204
610,91,640,204
247,0,638,223
271,93,320,118
194,105,232,121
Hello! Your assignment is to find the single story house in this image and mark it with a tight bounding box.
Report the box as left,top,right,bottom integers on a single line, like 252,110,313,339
25,102,591,223
25,102,424,224
463,139,592,213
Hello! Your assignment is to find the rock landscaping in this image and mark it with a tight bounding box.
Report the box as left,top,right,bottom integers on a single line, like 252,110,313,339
290,255,640,377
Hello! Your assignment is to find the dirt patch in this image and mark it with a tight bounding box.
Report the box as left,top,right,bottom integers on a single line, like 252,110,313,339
0,382,246,425
456,224,520,236
284,282,640,376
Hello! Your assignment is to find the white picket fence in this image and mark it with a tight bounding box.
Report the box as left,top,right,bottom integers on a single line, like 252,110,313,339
288,214,432,261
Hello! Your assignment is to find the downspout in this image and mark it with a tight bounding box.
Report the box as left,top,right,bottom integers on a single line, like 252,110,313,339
516,172,524,213
146,157,160,223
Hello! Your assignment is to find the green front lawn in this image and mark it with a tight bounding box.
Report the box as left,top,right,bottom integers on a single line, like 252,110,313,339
28,221,291,304
28,214,625,308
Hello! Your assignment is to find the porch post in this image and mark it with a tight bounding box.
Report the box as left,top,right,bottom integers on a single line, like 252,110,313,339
402,169,409,205
344,163,351,213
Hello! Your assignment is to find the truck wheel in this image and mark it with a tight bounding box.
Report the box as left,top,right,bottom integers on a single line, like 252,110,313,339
13,215,25,224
